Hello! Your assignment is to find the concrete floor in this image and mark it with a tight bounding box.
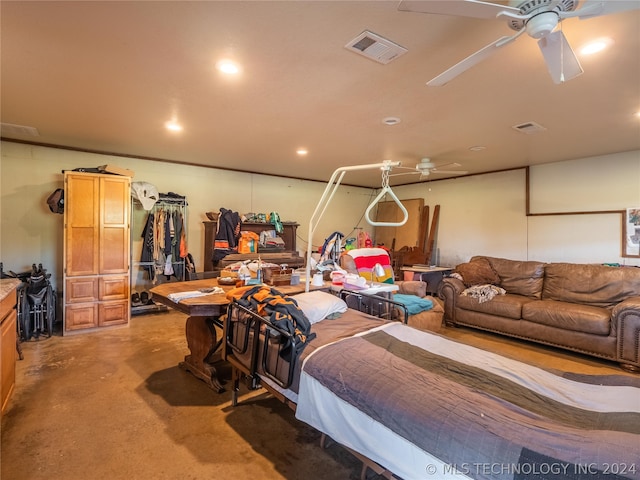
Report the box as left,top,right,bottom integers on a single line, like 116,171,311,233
2,310,632,480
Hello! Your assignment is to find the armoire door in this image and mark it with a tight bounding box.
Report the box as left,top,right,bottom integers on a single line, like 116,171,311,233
100,176,130,274
65,174,99,277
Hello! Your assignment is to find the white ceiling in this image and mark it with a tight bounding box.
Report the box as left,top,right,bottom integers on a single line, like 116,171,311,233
1,1,639,188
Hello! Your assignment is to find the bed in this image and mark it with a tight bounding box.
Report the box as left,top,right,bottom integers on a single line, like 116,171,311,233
224,289,640,480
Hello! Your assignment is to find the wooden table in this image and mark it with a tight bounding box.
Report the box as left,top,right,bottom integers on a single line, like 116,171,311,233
400,265,453,295
150,278,327,392
329,282,399,296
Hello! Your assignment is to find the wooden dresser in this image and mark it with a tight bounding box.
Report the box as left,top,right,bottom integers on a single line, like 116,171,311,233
1,278,20,415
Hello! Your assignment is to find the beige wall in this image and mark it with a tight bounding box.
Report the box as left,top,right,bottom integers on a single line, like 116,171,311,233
2,141,639,294
0,141,375,290
395,150,640,267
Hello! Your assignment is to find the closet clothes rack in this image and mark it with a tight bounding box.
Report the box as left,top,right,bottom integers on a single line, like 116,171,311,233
136,195,189,285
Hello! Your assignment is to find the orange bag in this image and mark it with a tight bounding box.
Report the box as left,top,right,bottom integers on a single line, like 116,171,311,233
238,231,260,254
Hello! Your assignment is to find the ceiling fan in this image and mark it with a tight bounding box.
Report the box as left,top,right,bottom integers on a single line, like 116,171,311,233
389,158,469,179
398,0,640,85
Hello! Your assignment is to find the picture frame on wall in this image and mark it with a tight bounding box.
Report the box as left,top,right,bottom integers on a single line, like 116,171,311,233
623,207,640,258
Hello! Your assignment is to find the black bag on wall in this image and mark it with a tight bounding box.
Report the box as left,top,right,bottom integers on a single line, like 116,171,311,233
46,188,64,214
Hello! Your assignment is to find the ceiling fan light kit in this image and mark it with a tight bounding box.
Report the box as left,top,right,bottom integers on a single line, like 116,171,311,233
399,0,640,85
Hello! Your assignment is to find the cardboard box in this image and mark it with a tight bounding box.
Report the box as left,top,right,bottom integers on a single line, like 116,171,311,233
98,164,135,177
219,269,239,278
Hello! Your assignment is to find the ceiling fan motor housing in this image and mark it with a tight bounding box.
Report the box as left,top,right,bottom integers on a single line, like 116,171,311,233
526,11,559,38
506,0,578,33
416,158,436,172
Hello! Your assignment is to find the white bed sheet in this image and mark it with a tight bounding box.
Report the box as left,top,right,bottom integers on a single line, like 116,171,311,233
293,322,469,479
296,365,472,480
293,322,640,480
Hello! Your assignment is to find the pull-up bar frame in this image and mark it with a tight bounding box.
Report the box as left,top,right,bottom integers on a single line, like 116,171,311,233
305,161,409,292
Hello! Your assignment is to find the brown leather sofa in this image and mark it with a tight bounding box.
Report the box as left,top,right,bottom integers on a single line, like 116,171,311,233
438,256,640,371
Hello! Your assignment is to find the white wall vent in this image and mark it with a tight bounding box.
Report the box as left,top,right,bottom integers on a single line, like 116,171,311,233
345,30,407,65
512,121,547,134
1,123,40,137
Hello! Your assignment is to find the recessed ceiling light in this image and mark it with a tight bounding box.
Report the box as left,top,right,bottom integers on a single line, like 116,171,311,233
216,60,240,75
382,116,401,126
165,121,183,132
469,146,486,152
579,37,613,56
296,148,308,156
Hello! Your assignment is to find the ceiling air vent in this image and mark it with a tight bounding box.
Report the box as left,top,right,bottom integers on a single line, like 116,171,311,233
345,30,407,65
512,121,547,135
1,123,40,137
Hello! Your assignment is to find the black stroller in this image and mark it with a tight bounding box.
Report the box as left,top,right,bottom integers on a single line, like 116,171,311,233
6,264,56,341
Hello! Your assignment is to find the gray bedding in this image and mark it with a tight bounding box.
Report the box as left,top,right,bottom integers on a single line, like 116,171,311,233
301,324,640,480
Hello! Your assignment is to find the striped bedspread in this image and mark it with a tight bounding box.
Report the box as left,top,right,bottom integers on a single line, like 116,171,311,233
296,322,640,480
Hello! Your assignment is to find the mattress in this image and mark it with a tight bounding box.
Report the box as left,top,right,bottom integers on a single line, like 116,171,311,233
226,299,640,480
296,322,640,480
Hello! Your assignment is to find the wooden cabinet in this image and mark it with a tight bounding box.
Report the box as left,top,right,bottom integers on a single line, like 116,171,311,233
63,172,130,333
1,279,19,416
203,221,300,271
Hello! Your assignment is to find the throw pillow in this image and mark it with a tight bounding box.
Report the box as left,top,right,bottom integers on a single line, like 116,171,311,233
454,258,501,287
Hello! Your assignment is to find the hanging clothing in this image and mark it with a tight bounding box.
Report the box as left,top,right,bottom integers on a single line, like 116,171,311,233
169,210,185,280
139,201,188,282
213,208,241,264
139,212,155,279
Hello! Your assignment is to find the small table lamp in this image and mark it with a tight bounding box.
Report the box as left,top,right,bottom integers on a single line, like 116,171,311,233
371,263,386,286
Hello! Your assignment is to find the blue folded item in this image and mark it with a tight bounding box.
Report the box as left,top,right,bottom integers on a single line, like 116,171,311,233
392,294,433,315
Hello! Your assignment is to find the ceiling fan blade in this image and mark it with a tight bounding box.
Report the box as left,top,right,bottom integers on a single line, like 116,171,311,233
398,0,520,19
427,32,521,86
431,170,469,175
432,162,462,170
538,31,583,84
388,171,421,177
560,0,640,20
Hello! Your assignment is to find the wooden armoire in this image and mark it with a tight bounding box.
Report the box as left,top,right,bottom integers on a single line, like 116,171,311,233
63,172,131,334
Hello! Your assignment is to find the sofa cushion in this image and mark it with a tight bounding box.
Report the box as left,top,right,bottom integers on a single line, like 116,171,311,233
522,299,611,335
457,293,534,320
475,256,545,299
542,263,640,308
454,257,500,287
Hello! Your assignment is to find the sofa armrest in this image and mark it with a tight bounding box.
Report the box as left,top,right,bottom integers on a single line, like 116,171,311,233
437,277,465,326
612,296,640,370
